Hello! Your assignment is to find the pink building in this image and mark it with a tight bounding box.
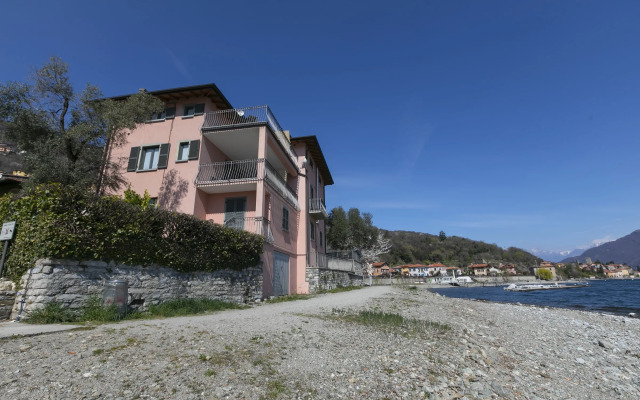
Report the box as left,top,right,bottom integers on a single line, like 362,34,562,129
107,84,333,298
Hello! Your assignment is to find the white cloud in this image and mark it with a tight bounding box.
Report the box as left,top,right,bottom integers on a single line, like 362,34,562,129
587,235,613,248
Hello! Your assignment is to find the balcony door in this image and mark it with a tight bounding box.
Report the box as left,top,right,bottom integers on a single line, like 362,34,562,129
224,197,246,230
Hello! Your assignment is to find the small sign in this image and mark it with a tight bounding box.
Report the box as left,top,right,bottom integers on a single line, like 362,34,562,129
0,221,16,241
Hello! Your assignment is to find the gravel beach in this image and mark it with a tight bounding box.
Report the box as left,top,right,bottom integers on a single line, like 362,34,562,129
1,285,639,399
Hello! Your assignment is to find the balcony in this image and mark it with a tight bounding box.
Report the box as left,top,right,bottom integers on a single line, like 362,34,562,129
308,198,328,219
201,106,299,170
195,158,299,210
224,216,274,244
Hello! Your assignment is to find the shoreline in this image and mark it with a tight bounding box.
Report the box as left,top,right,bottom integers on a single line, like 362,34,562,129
425,278,640,318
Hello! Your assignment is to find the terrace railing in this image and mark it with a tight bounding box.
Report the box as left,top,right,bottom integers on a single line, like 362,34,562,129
202,106,299,170
196,158,299,210
308,198,328,219
224,216,274,244
308,250,328,268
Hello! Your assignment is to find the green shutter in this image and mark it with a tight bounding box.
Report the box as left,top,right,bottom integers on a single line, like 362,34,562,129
127,147,140,172
194,103,205,115
165,107,175,119
188,139,200,160
157,143,170,169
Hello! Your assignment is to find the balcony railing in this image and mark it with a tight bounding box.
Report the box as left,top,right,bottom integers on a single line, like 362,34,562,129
195,158,299,210
202,106,299,170
308,251,328,268
224,216,274,244
308,198,328,219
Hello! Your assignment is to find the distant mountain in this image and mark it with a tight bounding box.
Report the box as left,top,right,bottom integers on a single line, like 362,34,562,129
562,230,640,266
530,248,585,262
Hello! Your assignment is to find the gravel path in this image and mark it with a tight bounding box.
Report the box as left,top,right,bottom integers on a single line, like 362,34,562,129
1,285,639,399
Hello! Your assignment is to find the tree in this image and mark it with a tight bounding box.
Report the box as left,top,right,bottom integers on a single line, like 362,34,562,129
536,268,553,281
361,232,392,263
0,57,164,193
327,206,378,250
439,230,447,241
326,206,350,250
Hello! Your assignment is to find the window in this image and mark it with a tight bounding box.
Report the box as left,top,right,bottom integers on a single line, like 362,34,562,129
177,142,190,162
319,231,323,248
139,146,160,170
282,207,289,231
309,184,314,200
310,221,315,240
148,197,158,208
127,143,170,172
176,140,200,162
183,103,205,118
148,107,175,122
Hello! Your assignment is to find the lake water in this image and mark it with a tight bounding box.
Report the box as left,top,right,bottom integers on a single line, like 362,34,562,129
429,279,640,316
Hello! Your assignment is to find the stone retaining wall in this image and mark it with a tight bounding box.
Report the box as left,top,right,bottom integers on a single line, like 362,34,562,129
306,267,363,294
10,259,262,320
0,279,16,320
326,257,364,275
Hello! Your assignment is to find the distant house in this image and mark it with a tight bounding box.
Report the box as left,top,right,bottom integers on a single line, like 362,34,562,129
468,264,490,276
407,264,426,277
0,171,28,196
530,263,557,280
605,269,624,278
425,263,447,276
371,262,388,277
0,143,14,154
498,263,517,275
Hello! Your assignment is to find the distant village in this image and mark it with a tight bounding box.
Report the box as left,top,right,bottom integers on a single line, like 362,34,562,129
370,261,637,280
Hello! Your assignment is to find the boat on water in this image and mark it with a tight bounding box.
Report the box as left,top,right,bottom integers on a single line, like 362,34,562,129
504,282,590,292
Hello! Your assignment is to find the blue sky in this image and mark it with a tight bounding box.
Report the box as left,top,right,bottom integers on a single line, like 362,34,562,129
2,1,639,253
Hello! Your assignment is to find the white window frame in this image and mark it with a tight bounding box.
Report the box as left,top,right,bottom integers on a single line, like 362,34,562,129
176,141,190,162
138,145,161,171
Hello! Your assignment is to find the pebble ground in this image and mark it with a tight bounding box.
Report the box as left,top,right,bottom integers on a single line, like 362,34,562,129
1,285,638,399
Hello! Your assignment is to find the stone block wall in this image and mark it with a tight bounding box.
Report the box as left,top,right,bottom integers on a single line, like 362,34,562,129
306,267,363,294
10,259,263,320
326,257,364,275
0,279,16,320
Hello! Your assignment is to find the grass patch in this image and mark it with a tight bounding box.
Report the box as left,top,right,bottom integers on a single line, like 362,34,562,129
147,298,245,318
328,309,450,337
263,379,287,399
25,297,245,324
266,294,313,303
23,302,76,324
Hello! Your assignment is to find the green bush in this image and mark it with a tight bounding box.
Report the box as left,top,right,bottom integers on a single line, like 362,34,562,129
0,184,264,283
25,297,244,324
24,301,77,324
536,268,553,281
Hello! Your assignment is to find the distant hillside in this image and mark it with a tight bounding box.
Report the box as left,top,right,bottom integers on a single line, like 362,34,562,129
380,230,541,273
562,230,640,266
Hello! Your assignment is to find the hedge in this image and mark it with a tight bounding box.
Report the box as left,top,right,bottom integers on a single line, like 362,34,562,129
0,184,264,283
